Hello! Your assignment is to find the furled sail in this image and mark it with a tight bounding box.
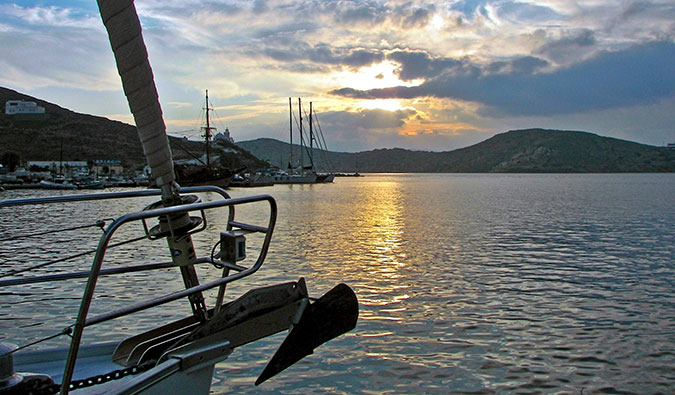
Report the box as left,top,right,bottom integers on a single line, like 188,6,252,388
97,0,175,190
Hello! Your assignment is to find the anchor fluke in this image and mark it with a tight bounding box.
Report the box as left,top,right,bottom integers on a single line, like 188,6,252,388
255,283,358,385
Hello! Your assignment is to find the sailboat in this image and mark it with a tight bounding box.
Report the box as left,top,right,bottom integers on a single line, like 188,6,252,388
259,98,335,184
172,90,234,189
0,2,357,394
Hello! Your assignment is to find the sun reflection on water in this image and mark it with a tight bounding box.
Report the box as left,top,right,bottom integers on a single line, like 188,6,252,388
3,175,670,393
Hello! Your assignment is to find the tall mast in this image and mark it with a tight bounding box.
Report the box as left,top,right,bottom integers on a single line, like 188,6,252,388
309,102,313,170
203,89,213,167
289,97,293,169
298,98,303,175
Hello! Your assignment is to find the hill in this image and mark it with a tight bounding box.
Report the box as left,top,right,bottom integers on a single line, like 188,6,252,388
0,87,266,173
2,86,672,174
238,129,675,173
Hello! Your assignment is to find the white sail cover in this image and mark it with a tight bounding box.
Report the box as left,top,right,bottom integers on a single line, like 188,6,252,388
97,0,175,187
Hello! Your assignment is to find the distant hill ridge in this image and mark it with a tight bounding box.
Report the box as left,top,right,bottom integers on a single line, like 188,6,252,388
1,86,673,173
0,86,266,172
237,129,675,173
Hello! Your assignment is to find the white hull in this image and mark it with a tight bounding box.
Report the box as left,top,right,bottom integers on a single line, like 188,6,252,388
317,174,335,183
261,173,318,184
13,342,226,394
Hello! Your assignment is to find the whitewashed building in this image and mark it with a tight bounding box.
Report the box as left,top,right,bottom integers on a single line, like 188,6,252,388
28,161,88,172
214,127,235,144
5,100,46,115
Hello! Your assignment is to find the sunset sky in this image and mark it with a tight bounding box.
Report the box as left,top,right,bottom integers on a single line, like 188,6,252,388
1,1,673,152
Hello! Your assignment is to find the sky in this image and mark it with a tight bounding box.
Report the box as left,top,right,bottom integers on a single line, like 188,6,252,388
0,0,674,153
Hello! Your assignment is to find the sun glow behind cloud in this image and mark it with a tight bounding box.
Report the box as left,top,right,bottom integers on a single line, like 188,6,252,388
334,61,423,91
357,99,410,112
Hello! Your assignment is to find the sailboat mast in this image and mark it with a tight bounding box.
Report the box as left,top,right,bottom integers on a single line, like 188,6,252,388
204,90,211,167
299,98,304,175
309,102,313,168
289,97,293,169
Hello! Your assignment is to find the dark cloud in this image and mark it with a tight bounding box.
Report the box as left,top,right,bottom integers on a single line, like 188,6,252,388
319,108,416,132
307,0,389,27
394,4,436,29
608,1,675,35
536,28,597,62
340,48,385,67
403,7,432,28
252,0,269,14
486,56,549,75
259,42,384,70
331,41,675,117
620,1,650,19
386,49,467,81
387,49,547,80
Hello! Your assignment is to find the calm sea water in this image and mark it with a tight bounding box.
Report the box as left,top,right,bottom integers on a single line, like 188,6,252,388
1,174,674,393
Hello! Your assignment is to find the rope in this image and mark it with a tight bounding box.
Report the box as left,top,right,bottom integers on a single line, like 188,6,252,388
0,234,148,279
210,240,224,269
0,327,73,357
0,220,108,242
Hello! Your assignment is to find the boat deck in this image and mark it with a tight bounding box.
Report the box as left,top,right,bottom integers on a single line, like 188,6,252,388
13,341,219,394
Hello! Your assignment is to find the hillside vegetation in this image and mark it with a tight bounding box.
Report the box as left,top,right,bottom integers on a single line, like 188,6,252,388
0,87,266,172
2,87,673,174
238,129,675,173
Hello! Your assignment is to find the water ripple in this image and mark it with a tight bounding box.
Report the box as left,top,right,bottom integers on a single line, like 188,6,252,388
2,175,674,394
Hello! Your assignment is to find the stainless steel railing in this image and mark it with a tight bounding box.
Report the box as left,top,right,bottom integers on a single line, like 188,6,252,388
1,186,277,392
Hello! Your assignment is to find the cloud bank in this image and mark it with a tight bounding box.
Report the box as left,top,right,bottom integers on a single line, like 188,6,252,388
331,41,675,117
0,1,673,151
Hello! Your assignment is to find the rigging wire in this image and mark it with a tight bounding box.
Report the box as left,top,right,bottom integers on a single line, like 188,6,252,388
1,326,73,357
299,105,316,169
0,220,108,242
299,103,333,172
311,111,334,173
291,110,304,169
170,137,207,165
0,234,149,279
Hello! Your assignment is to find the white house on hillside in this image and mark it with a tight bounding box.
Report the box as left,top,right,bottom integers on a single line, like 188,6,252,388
214,127,235,144
5,100,46,115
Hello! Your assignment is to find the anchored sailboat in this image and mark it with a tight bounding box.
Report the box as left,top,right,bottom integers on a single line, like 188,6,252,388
259,98,335,184
172,90,234,189
0,1,357,394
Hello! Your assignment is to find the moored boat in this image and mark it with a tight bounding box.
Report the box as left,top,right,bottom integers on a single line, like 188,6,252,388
257,169,318,184
173,162,233,189
267,98,334,185
39,180,78,190
77,179,107,189
172,90,233,189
